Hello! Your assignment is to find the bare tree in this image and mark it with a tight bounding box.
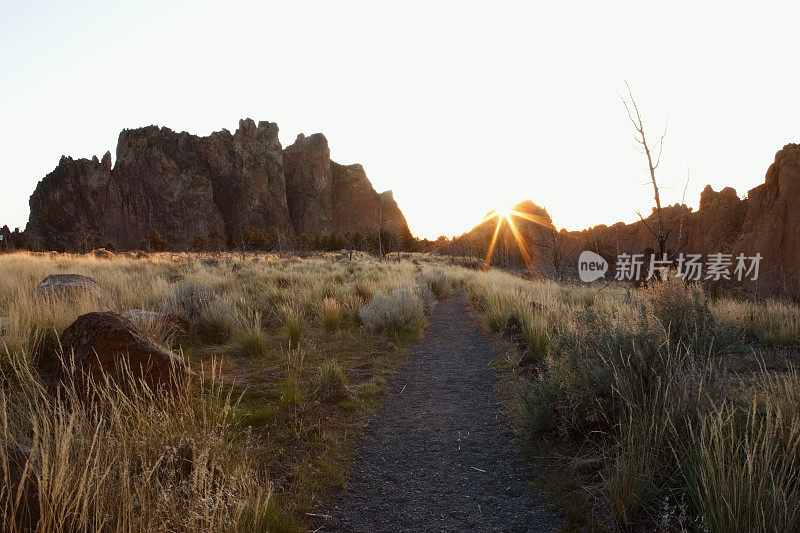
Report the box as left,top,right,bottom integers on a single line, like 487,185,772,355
672,167,692,259
620,81,670,259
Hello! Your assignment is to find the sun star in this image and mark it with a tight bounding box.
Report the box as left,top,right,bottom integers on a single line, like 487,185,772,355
481,204,553,275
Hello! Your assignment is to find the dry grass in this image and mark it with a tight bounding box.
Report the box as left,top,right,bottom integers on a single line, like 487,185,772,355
470,269,800,530
0,357,284,532
714,298,800,347
0,250,468,531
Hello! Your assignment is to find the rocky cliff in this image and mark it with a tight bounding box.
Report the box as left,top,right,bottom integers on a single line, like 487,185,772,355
283,133,408,237
454,144,800,300
25,119,409,251
568,145,800,299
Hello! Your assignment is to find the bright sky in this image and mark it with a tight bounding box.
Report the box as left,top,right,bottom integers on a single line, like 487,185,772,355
1,1,799,239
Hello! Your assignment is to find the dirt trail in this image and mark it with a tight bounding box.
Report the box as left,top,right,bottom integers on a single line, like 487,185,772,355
321,293,560,532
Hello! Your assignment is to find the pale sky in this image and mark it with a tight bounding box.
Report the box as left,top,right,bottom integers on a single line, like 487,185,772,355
1,1,799,239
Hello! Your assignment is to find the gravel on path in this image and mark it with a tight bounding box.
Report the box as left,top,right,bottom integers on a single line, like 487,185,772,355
321,292,560,532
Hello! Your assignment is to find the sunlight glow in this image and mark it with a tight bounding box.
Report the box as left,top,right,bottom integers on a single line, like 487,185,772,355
481,204,555,276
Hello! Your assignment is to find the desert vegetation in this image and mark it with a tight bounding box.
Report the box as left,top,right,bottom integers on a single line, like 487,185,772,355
0,251,467,531
471,271,800,530
2,248,799,531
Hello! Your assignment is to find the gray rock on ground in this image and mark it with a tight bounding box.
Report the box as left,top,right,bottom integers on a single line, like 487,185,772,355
35,274,110,305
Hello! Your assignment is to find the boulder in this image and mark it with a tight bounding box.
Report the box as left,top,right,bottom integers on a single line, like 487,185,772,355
35,274,109,304
58,311,194,393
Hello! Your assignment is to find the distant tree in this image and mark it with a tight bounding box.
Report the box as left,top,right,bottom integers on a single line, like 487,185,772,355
351,231,365,253
294,233,312,252
243,229,271,251
385,230,398,256
0,225,10,252
266,226,280,252
148,227,169,252
323,232,346,251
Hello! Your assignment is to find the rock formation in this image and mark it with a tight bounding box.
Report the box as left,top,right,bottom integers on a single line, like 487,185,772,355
0,225,10,252
732,144,800,298
25,119,409,251
283,133,408,238
459,201,561,275
455,144,800,300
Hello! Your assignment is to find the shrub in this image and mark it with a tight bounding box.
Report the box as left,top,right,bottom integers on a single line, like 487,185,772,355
191,235,206,252
147,227,169,252
414,282,437,314
359,288,425,340
92,248,114,260
642,277,740,357
512,376,557,439
163,281,215,321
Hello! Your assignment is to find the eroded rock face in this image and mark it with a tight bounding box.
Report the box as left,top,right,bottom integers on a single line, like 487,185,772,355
732,144,800,298
25,120,410,251
283,134,410,238
26,155,114,251
284,133,333,235
457,200,560,276
58,311,194,392
564,146,799,299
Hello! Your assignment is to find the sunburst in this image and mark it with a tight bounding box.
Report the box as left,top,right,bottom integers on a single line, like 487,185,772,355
481,203,552,275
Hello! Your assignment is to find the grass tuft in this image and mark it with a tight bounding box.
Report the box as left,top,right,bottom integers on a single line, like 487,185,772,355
359,288,425,341
319,297,342,333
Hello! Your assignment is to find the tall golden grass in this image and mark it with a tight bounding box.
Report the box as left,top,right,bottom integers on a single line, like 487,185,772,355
0,357,281,531
470,269,800,530
0,250,469,530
